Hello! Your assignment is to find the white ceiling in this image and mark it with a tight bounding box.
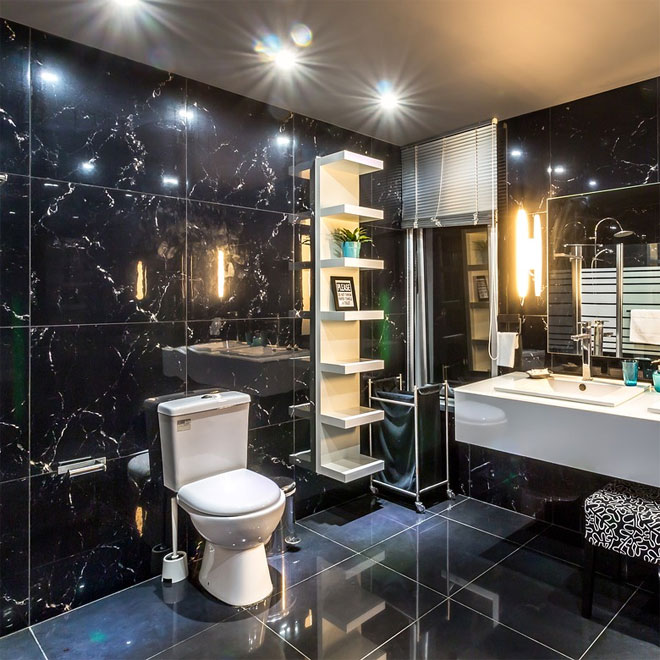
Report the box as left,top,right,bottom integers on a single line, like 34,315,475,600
2,0,659,145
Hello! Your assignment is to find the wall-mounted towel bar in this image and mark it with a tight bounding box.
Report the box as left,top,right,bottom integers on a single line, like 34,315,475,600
57,457,107,477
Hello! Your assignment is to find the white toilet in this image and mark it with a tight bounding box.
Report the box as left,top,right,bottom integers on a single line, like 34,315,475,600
157,392,285,606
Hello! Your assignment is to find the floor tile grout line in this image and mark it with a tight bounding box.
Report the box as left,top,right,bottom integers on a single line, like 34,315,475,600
446,518,549,601
356,598,451,660
244,608,312,660
29,627,48,660
459,495,548,523
28,575,160,636
449,597,574,660
143,612,248,660
576,584,642,660
273,552,360,594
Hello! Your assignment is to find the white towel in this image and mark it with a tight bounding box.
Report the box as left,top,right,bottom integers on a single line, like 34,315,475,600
630,309,660,345
497,332,519,368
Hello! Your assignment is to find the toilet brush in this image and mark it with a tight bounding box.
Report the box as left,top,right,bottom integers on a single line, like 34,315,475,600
162,496,188,583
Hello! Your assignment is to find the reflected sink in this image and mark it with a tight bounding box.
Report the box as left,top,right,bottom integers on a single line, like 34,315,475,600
494,375,647,407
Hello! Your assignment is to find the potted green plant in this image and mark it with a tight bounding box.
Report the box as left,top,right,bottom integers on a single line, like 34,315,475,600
332,227,372,259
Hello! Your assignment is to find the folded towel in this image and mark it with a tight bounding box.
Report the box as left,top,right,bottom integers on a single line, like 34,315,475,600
497,332,519,368
630,309,660,345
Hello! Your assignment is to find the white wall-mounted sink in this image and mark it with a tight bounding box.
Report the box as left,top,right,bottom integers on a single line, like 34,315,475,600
494,374,647,407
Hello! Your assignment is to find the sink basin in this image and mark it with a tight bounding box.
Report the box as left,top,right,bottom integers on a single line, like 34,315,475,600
494,375,647,407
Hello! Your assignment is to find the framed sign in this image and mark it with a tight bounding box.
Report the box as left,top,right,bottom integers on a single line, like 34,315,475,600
330,276,358,311
474,275,489,302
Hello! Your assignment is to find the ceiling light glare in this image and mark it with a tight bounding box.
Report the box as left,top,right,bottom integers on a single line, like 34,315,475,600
162,175,179,186
274,48,298,71
510,149,522,157
553,165,566,174
588,179,597,187
113,0,141,8
376,81,399,110
81,161,95,172
290,23,312,48
276,135,291,147
40,69,59,83
177,107,194,121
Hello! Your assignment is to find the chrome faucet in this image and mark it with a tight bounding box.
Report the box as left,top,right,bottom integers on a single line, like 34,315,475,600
571,321,593,381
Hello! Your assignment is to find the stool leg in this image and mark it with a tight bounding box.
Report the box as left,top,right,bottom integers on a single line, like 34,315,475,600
582,540,596,618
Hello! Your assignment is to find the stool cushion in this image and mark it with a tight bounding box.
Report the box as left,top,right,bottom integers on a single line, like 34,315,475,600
584,481,660,565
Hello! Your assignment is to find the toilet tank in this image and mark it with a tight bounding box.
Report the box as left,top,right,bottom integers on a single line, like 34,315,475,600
157,392,250,491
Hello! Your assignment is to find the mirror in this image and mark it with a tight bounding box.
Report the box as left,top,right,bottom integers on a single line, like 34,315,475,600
547,182,660,358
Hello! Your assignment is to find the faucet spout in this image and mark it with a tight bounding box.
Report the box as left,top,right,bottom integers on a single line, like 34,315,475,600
571,321,594,381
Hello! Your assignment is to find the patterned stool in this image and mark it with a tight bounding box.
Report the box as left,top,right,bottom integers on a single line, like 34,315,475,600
583,481,660,618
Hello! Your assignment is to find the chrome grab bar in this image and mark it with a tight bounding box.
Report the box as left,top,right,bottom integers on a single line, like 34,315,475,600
57,457,107,477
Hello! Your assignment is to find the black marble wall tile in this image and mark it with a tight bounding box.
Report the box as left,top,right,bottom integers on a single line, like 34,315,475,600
293,114,372,213
248,421,295,481
30,454,161,573
550,79,658,197
30,322,185,474
0,175,29,327
187,201,293,319
187,80,294,212
31,181,186,325
0,327,29,482
0,20,29,176
0,477,29,636
368,138,403,227
30,31,186,196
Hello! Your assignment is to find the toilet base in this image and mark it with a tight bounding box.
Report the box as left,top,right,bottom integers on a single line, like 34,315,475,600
199,542,273,606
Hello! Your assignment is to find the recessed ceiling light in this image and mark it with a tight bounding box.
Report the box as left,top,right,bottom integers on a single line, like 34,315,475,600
588,179,598,187
162,176,179,186
275,135,291,147
379,90,399,110
81,161,95,172
553,165,566,174
510,149,522,158
40,70,59,83
113,0,140,7
273,48,298,71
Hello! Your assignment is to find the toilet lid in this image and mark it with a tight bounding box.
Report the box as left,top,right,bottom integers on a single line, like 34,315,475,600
177,469,282,517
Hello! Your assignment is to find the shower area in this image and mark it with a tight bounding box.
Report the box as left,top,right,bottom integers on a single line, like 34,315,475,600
369,121,499,508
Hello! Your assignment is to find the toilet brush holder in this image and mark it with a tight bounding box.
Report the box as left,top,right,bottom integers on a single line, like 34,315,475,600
162,550,188,583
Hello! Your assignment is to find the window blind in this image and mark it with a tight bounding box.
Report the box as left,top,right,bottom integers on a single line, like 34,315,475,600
402,122,497,228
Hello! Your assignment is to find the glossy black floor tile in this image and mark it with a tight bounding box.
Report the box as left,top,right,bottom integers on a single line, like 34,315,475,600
0,628,44,660
31,577,240,660
299,495,412,551
248,554,444,660
363,599,564,659
362,516,519,597
266,524,355,591
151,611,305,659
439,498,549,545
452,545,637,658
428,494,468,515
583,588,660,659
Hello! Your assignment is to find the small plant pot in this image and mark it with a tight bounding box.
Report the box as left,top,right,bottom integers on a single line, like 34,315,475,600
342,242,361,258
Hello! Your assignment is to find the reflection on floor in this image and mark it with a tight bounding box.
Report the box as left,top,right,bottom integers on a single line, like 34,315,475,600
1,495,658,659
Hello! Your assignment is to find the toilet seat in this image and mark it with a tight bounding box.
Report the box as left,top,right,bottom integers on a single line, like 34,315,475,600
177,468,281,517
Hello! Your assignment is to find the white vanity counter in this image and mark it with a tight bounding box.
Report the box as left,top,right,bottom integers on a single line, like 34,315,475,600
455,373,660,487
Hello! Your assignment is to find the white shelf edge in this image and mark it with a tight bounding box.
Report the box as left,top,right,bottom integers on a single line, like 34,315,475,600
320,406,384,429
319,310,385,322
318,453,385,483
319,204,384,221
319,359,384,374
317,150,384,174
319,258,384,270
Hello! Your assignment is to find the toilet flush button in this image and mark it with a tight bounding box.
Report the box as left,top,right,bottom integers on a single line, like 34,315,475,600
201,394,219,399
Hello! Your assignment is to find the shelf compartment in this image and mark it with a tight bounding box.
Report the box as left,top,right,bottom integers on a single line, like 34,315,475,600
320,406,384,429
319,450,385,483
320,204,383,222
289,403,312,419
320,257,384,270
320,310,384,321
320,359,384,374
318,150,383,175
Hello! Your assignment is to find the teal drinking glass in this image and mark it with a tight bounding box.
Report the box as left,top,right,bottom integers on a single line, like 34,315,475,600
622,359,638,386
653,370,660,393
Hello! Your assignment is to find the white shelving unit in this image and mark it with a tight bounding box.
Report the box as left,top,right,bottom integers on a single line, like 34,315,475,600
291,150,387,483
